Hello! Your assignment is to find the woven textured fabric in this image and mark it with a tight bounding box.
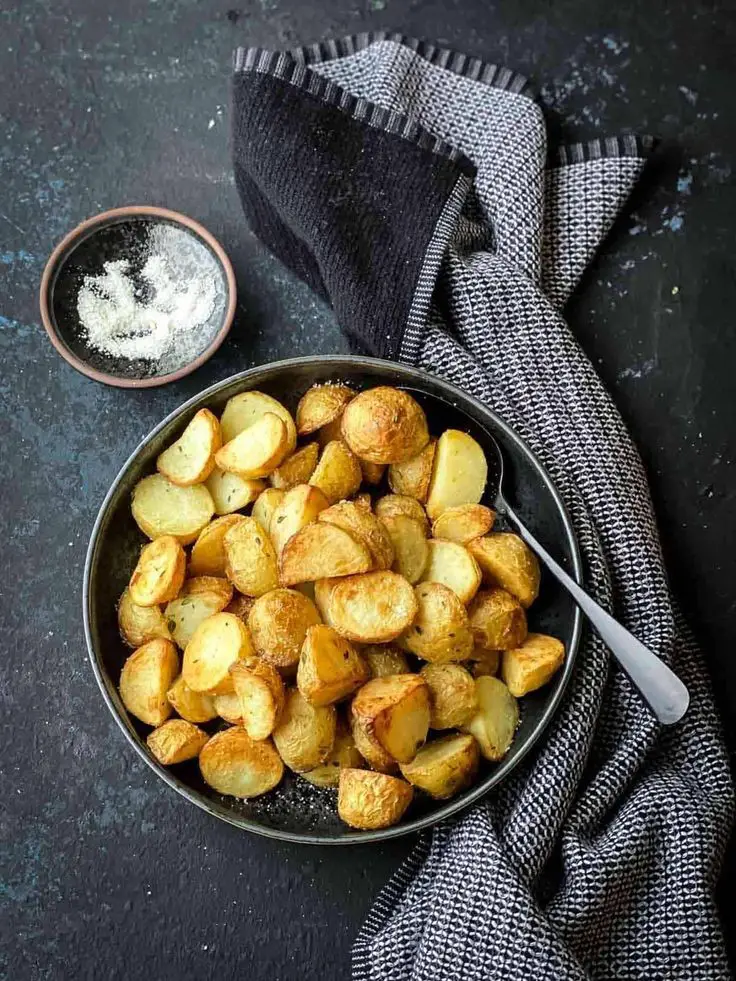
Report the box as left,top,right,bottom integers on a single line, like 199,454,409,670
232,33,734,980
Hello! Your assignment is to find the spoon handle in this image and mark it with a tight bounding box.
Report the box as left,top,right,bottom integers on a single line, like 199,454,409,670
502,502,690,725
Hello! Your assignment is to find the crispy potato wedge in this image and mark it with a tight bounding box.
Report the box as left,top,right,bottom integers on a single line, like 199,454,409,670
399,582,473,662
147,719,209,765
469,649,501,678
213,691,245,724
132,473,214,544
164,576,233,649
379,513,429,584
189,514,246,577
118,588,171,648
425,430,488,520
374,493,430,534
280,522,372,585
156,408,221,486
318,500,394,570
119,638,179,726
224,517,279,596
269,442,319,490
199,727,284,798
462,676,519,761
338,768,413,829
296,383,356,436
248,588,321,672
251,487,286,538
468,587,528,652
129,535,186,608
419,539,481,604
363,645,411,678
328,572,418,644
270,483,330,555
467,533,541,608
341,387,429,464
166,674,218,723
432,504,495,544
351,716,398,773
272,688,337,772
205,468,265,516
399,732,479,799
215,412,290,479
420,663,478,729
220,390,297,453
182,612,254,694
309,440,362,504
230,658,286,739
297,625,369,706
313,577,340,623
388,439,436,502
225,592,256,624
360,460,386,485
351,674,430,763
501,633,565,696
302,720,364,787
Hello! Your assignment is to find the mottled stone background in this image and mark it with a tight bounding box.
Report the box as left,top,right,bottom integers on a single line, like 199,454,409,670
1,1,734,978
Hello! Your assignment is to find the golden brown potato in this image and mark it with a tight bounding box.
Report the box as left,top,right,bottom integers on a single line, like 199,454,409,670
199,726,284,798
302,720,364,787
432,504,495,544
220,390,297,453
462,676,519,761
296,383,356,436
213,691,245,724
419,539,482,604
269,442,320,490
388,439,436,502
501,633,565,696
353,492,373,512
119,638,179,726
400,733,479,799
328,571,418,644
156,408,221,486
351,716,398,773
316,416,344,449
279,523,372,585
189,514,246,577
425,430,488,520
270,483,330,555
360,460,386,485
147,719,209,765
338,768,413,829
131,473,215,544
224,517,279,596
297,625,369,706
251,488,286,539
467,533,541,608
182,612,254,694
467,587,528,652
374,493,430,534
215,412,290,479
230,658,286,739
313,577,341,623
309,440,362,504
351,674,430,763
379,513,429,584
420,663,477,729
363,645,411,678
318,500,394,570
166,674,218,723
247,588,321,672
224,592,256,624
341,387,429,465
164,576,233,649
129,535,186,608
272,688,337,772
118,588,171,648
399,582,474,663
204,468,266,516
469,649,501,678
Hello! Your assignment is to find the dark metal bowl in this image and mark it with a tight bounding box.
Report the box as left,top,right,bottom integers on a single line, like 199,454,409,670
84,356,583,844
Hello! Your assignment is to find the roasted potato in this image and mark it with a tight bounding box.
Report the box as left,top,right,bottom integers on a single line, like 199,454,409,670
119,638,179,726
318,500,394,570
199,726,284,798
182,611,254,694
156,408,221,486
213,691,245,724
341,387,429,464
313,577,340,623
189,514,246,577
224,517,279,596
467,533,541,608
215,412,290,479
351,715,398,773
131,473,214,544
297,625,369,706
420,663,477,729
309,440,362,504
296,383,355,436
272,688,337,772
247,588,321,672
205,467,265,516
467,587,527,652
224,592,256,624
501,633,565,697
363,645,411,678
327,571,418,644
469,649,501,678
302,720,364,787
399,582,473,662
220,389,297,453
351,674,430,763
360,460,386,485
147,719,209,765
269,442,319,490
270,483,329,555
279,522,372,585
379,513,429,584
399,733,479,799
338,768,413,829
316,416,344,449
128,535,186,608
164,576,233,648
353,492,373,512
374,493,430,534
166,674,218,723
230,658,286,739
251,487,286,538
388,439,436,502
462,675,519,761
432,504,495,544
425,430,488,520
118,588,171,648
419,539,481,604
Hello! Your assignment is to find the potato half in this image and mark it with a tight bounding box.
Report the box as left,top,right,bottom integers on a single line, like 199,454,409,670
328,571,418,644
351,716,398,773
214,691,245,724
338,768,413,830
420,663,477,729
131,473,214,544
272,688,337,772
309,440,362,504
220,390,297,453
205,468,266,516
302,720,364,787
270,483,329,555
247,588,322,672
379,513,429,584
400,733,479,799
182,612,254,693
166,674,218,723
296,383,355,436
388,439,436,502
467,533,541,608
432,504,495,544
462,675,519,761
318,500,394,570
164,576,233,649
351,674,430,763
374,494,430,534
199,727,284,798
279,523,372,585
419,539,481,604
224,517,279,596
469,649,501,678
230,658,286,739
215,412,290,479
156,408,221,486
341,387,429,465
189,514,246,577
297,625,369,706
118,588,171,648
129,535,186,608
425,430,488,520
467,587,528,652
147,719,209,765
501,633,565,696
269,442,319,490
363,645,410,678
251,487,286,539
119,638,179,726
399,582,474,662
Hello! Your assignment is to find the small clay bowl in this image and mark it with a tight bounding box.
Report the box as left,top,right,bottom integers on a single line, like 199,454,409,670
40,205,236,388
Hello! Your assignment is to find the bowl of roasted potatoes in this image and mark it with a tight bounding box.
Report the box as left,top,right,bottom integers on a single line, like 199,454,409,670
84,356,582,842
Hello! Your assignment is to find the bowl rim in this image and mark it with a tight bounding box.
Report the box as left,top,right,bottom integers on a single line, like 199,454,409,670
83,355,583,844
39,204,237,389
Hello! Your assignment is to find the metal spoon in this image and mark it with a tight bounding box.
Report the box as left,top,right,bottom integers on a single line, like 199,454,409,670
487,435,690,726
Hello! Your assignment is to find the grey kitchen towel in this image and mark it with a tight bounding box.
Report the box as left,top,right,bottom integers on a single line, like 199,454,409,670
232,33,734,980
